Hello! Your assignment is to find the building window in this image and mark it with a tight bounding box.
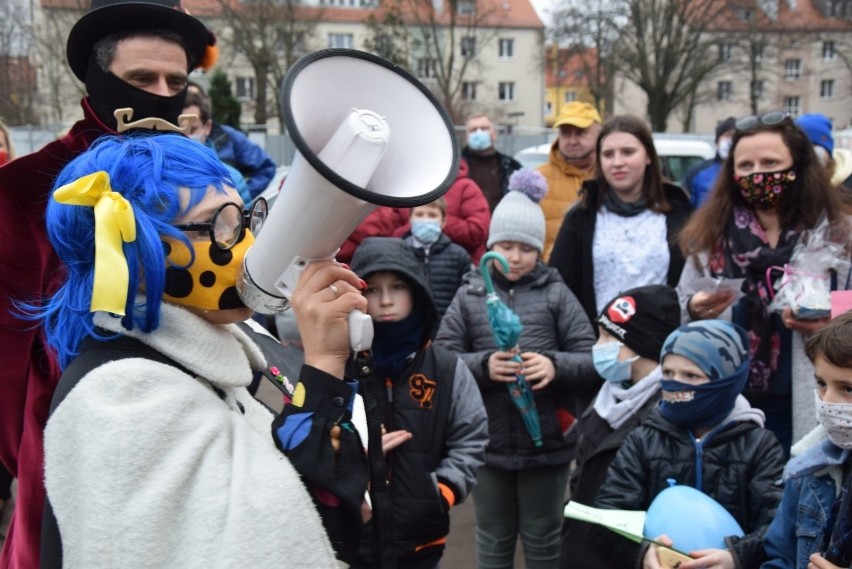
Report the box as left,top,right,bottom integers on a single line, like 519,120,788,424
783,96,800,116
417,58,438,79
717,81,733,101
823,41,836,60
821,79,835,99
498,38,514,59
457,0,475,15
545,100,553,114
563,90,577,103
784,59,801,80
754,43,765,62
498,81,515,102
718,42,734,62
236,76,255,100
461,36,476,58
751,80,765,99
328,33,353,49
462,81,477,101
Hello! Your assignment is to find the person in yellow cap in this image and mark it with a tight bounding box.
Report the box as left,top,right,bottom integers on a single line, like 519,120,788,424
538,102,603,261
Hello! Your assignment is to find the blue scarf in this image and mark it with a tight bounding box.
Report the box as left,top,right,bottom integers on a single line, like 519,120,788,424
659,320,750,429
371,309,425,380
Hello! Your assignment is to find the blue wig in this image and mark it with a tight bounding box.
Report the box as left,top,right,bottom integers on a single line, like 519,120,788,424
37,134,233,367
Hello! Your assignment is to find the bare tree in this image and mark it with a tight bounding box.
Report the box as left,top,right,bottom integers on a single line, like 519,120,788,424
214,0,322,126
17,0,86,127
0,0,38,125
615,0,727,131
550,0,624,117
363,0,412,68
402,0,509,123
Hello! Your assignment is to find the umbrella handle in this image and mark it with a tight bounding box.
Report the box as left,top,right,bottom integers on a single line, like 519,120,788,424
480,251,509,295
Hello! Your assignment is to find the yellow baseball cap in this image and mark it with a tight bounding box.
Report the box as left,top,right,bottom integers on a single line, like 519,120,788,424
553,102,602,129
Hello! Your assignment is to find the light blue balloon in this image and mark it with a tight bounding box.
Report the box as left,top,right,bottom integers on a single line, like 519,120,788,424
644,479,745,552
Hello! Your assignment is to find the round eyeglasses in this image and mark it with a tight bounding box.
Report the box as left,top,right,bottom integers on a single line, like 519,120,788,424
174,197,268,250
734,111,790,132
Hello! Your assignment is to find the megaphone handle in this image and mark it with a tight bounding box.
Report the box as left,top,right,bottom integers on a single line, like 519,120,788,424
349,310,374,352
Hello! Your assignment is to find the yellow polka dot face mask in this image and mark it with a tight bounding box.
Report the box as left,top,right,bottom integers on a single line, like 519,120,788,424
162,230,254,311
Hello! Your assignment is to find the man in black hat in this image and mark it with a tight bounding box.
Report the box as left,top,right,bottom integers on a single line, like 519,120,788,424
682,116,736,208
0,2,214,566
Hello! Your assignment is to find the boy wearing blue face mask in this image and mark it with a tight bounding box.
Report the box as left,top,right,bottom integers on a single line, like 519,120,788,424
403,198,472,320
589,320,786,569
560,284,681,569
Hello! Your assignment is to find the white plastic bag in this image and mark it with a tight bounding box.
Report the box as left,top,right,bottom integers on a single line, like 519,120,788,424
768,217,850,319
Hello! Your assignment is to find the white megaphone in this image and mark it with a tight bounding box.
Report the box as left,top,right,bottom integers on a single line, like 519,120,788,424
237,49,459,351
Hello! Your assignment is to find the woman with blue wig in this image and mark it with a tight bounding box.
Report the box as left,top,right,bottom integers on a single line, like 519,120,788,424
589,320,786,569
32,134,368,567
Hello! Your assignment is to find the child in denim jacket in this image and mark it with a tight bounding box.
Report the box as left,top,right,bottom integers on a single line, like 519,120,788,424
761,312,852,569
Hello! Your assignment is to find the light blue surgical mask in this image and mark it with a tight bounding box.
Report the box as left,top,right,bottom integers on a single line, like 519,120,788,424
592,341,638,383
411,220,442,244
467,129,492,151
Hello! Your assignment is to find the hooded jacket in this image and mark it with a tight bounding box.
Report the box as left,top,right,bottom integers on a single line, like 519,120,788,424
348,237,488,563
537,141,594,261
392,159,491,264
436,262,597,470
549,180,693,327
590,398,786,568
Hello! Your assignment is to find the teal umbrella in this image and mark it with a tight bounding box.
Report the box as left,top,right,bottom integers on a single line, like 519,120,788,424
480,251,543,447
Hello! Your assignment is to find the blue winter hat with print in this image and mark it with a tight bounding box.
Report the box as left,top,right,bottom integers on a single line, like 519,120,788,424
796,113,834,155
658,320,750,429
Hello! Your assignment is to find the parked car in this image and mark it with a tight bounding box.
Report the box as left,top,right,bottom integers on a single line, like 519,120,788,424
514,134,715,183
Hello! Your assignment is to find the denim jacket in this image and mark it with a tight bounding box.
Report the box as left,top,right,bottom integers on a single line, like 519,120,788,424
761,427,851,569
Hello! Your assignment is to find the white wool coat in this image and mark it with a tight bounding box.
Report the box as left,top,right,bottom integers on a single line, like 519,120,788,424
44,304,339,568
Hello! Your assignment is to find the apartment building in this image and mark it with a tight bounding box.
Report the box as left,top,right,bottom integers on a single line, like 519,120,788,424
613,0,852,134
32,0,544,133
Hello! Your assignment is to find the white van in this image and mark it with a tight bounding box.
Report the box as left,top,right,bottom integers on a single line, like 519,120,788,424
514,134,715,183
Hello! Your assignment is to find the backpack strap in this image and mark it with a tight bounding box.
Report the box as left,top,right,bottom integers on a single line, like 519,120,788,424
41,334,189,569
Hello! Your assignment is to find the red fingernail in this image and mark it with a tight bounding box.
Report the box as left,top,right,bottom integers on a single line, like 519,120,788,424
339,263,350,270
359,279,367,289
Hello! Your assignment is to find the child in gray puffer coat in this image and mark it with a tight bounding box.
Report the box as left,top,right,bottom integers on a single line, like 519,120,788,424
436,169,597,568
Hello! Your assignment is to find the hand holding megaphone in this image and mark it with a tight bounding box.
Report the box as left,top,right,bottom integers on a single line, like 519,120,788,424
236,49,458,352
288,260,367,378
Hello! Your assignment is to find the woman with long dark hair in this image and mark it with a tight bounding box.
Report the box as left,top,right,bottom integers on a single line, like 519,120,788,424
678,112,852,451
549,115,693,326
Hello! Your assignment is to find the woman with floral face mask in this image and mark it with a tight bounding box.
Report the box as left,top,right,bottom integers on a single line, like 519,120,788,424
25,135,369,567
678,112,852,453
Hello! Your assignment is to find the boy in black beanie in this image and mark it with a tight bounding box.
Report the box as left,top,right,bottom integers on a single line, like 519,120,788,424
560,284,681,569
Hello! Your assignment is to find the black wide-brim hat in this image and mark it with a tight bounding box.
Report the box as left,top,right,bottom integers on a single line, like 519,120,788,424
67,0,210,81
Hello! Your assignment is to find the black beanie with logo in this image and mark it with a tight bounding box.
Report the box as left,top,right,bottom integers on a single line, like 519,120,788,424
597,284,681,361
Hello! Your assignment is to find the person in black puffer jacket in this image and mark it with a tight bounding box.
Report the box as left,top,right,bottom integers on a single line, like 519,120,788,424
589,320,786,569
401,198,472,321
560,285,682,569
436,170,598,568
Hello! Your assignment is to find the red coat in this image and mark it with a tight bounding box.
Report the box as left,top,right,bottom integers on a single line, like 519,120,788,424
0,99,113,569
337,159,491,265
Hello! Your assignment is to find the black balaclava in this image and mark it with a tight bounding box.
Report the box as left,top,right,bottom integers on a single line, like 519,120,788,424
85,53,188,132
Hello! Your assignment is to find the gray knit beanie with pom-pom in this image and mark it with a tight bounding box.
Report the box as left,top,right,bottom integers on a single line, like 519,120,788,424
487,168,548,252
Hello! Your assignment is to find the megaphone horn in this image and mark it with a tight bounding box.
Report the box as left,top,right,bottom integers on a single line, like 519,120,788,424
237,48,459,351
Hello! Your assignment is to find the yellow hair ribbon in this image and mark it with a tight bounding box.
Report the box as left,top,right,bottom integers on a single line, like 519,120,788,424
53,171,137,315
